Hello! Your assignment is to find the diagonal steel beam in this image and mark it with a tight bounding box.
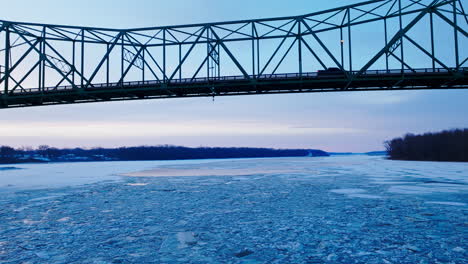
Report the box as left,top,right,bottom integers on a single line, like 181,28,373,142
145,49,165,80
433,10,468,37
168,27,207,81
257,19,295,38
85,32,123,88
8,75,26,93
213,23,251,40
301,19,347,74
118,45,145,84
301,39,328,70
9,60,41,94
190,42,219,81
356,1,438,75
13,29,78,90
52,69,73,90
388,52,416,72
259,21,298,75
44,41,90,89
210,28,250,79
0,38,40,85
308,9,345,30
271,38,298,75
340,1,440,90
403,35,452,71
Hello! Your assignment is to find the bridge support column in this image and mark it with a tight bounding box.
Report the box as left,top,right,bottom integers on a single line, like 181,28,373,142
298,19,302,76
347,8,352,72
430,12,435,71
4,25,10,95
81,30,85,90
398,0,405,72
41,27,46,92
453,2,459,69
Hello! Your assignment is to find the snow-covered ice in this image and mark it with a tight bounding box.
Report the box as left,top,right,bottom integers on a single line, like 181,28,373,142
0,159,223,190
0,155,466,263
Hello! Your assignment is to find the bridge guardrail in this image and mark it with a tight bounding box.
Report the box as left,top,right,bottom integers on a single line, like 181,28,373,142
2,67,466,95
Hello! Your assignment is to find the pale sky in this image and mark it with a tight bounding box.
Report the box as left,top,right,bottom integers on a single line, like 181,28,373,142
0,0,467,152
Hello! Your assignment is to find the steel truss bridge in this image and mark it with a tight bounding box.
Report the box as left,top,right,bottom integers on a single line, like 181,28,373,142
0,0,467,109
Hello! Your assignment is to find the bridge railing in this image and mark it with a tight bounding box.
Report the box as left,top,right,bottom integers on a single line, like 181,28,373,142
2,67,466,95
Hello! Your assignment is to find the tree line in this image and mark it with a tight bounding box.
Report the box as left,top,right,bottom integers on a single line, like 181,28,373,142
385,129,468,162
0,145,329,164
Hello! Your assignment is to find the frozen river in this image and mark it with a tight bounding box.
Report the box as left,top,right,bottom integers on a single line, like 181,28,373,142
0,156,466,263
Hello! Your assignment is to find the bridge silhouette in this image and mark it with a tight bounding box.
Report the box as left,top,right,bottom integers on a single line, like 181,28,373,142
0,0,466,108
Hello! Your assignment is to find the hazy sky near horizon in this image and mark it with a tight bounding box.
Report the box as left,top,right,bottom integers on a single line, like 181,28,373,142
0,0,467,152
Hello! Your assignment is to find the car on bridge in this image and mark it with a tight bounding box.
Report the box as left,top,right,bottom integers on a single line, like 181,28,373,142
317,67,347,78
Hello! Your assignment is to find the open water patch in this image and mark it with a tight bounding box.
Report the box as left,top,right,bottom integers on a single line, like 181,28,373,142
330,189,383,199
425,201,466,206
330,188,366,194
0,167,22,171
388,185,464,195
348,194,383,199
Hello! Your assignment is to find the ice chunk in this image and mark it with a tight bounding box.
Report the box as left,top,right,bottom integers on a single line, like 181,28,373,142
426,201,466,206
330,188,366,194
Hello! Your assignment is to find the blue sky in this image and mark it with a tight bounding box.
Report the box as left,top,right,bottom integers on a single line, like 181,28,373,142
0,0,467,152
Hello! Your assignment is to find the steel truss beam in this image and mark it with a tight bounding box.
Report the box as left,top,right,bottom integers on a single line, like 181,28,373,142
0,0,466,108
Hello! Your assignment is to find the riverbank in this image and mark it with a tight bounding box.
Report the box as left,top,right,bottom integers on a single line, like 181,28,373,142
385,129,468,162
0,146,329,165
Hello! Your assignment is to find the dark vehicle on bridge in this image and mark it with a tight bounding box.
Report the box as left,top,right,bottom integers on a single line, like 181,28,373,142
317,67,347,78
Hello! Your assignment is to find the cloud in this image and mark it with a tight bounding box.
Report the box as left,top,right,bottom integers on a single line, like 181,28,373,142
0,121,366,139
343,91,422,105
289,126,366,134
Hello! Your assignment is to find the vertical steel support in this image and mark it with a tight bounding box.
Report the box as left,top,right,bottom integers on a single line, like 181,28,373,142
206,30,210,79
121,33,124,84
106,43,110,85
398,0,404,71
298,19,303,76
384,18,389,71
38,29,43,91
41,27,46,90
257,36,260,77
252,24,256,78
81,30,85,89
340,27,344,68
453,2,459,69
347,8,352,72
178,44,182,81
430,12,435,70
4,25,10,94
217,44,220,79
142,47,145,82
163,29,166,82
72,41,76,84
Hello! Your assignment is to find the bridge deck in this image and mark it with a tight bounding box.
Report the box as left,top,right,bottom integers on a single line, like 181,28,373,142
1,67,467,109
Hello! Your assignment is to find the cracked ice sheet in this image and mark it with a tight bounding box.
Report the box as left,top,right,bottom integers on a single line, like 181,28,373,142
0,159,227,191
0,155,467,263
